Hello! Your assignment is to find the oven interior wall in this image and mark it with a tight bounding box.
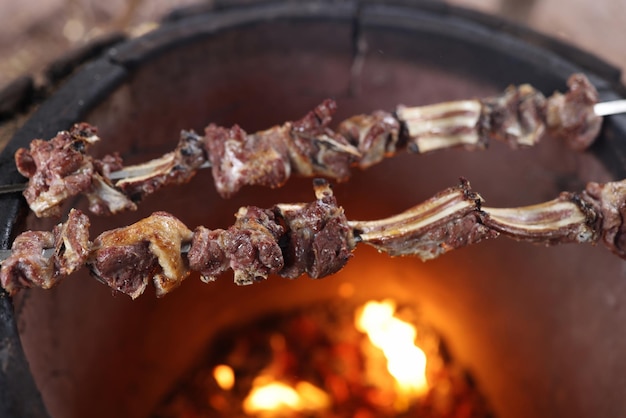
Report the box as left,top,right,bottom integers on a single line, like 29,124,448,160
13,8,626,418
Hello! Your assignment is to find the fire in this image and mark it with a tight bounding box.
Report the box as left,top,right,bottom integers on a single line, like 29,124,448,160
226,300,429,415
243,377,331,415
356,299,429,397
213,364,235,391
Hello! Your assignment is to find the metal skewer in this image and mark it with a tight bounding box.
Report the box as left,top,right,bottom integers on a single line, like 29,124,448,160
0,243,193,264
593,100,626,117
0,183,31,194
108,160,211,181
0,100,624,197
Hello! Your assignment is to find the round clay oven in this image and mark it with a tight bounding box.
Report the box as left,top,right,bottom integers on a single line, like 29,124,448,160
1,2,625,418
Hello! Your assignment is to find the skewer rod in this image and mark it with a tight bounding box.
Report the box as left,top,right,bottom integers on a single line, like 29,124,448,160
0,244,193,263
594,100,626,117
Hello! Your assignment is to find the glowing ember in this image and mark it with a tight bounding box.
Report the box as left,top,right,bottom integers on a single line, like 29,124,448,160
153,301,492,418
356,300,429,397
213,364,235,391
243,377,330,414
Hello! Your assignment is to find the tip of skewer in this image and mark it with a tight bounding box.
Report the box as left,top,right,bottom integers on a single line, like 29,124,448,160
594,100,626,117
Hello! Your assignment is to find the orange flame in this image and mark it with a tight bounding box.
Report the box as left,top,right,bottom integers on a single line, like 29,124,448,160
243,377,331,415
213,364,235,391
356,300,429,397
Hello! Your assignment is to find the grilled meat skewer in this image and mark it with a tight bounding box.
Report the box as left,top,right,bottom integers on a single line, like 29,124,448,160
2,176,624,299
8,73,602,218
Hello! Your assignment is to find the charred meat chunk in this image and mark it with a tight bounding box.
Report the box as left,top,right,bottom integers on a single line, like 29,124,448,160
1,231,56,294
204,100,360,198
545,73,602,151
88,211,193,298
480,84,547,148
274,179,355,279
582,180,626,258
205,124,291,198
288,99,361,179
480,73,600,150
188,207,285,286
224,206,285,285
338,111,400,168
89,242,159,299
15,123,99,217
15,123,135,217
187,227,229,283
0,208,91,294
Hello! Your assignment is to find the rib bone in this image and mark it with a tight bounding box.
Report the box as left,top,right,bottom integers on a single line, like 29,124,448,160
396,100,483,153
483,195,599,244
349,180,497,260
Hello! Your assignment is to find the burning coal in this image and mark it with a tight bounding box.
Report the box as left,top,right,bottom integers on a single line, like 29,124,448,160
153,299,492,417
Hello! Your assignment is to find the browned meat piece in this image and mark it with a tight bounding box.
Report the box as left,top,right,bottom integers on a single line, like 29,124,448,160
224,206,285,285
15,123,136,217
205,100,360,198
89,242,158,299
205,124,291,198
545,73,602,151
15,123,99,217
350,179,497,260
188,208,285,285
274,179,355,278
288,99,361,179
481,73,601,151
0,208,91,294
0,231,55,295
116,130,208,201
480,84,547,147
187,227,229,283
338,111,400,168
87,211,193,298
581,180,626,258
188,180,352,284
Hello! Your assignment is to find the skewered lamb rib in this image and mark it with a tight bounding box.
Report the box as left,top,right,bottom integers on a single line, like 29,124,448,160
2,177,625,299
11,73,602,218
